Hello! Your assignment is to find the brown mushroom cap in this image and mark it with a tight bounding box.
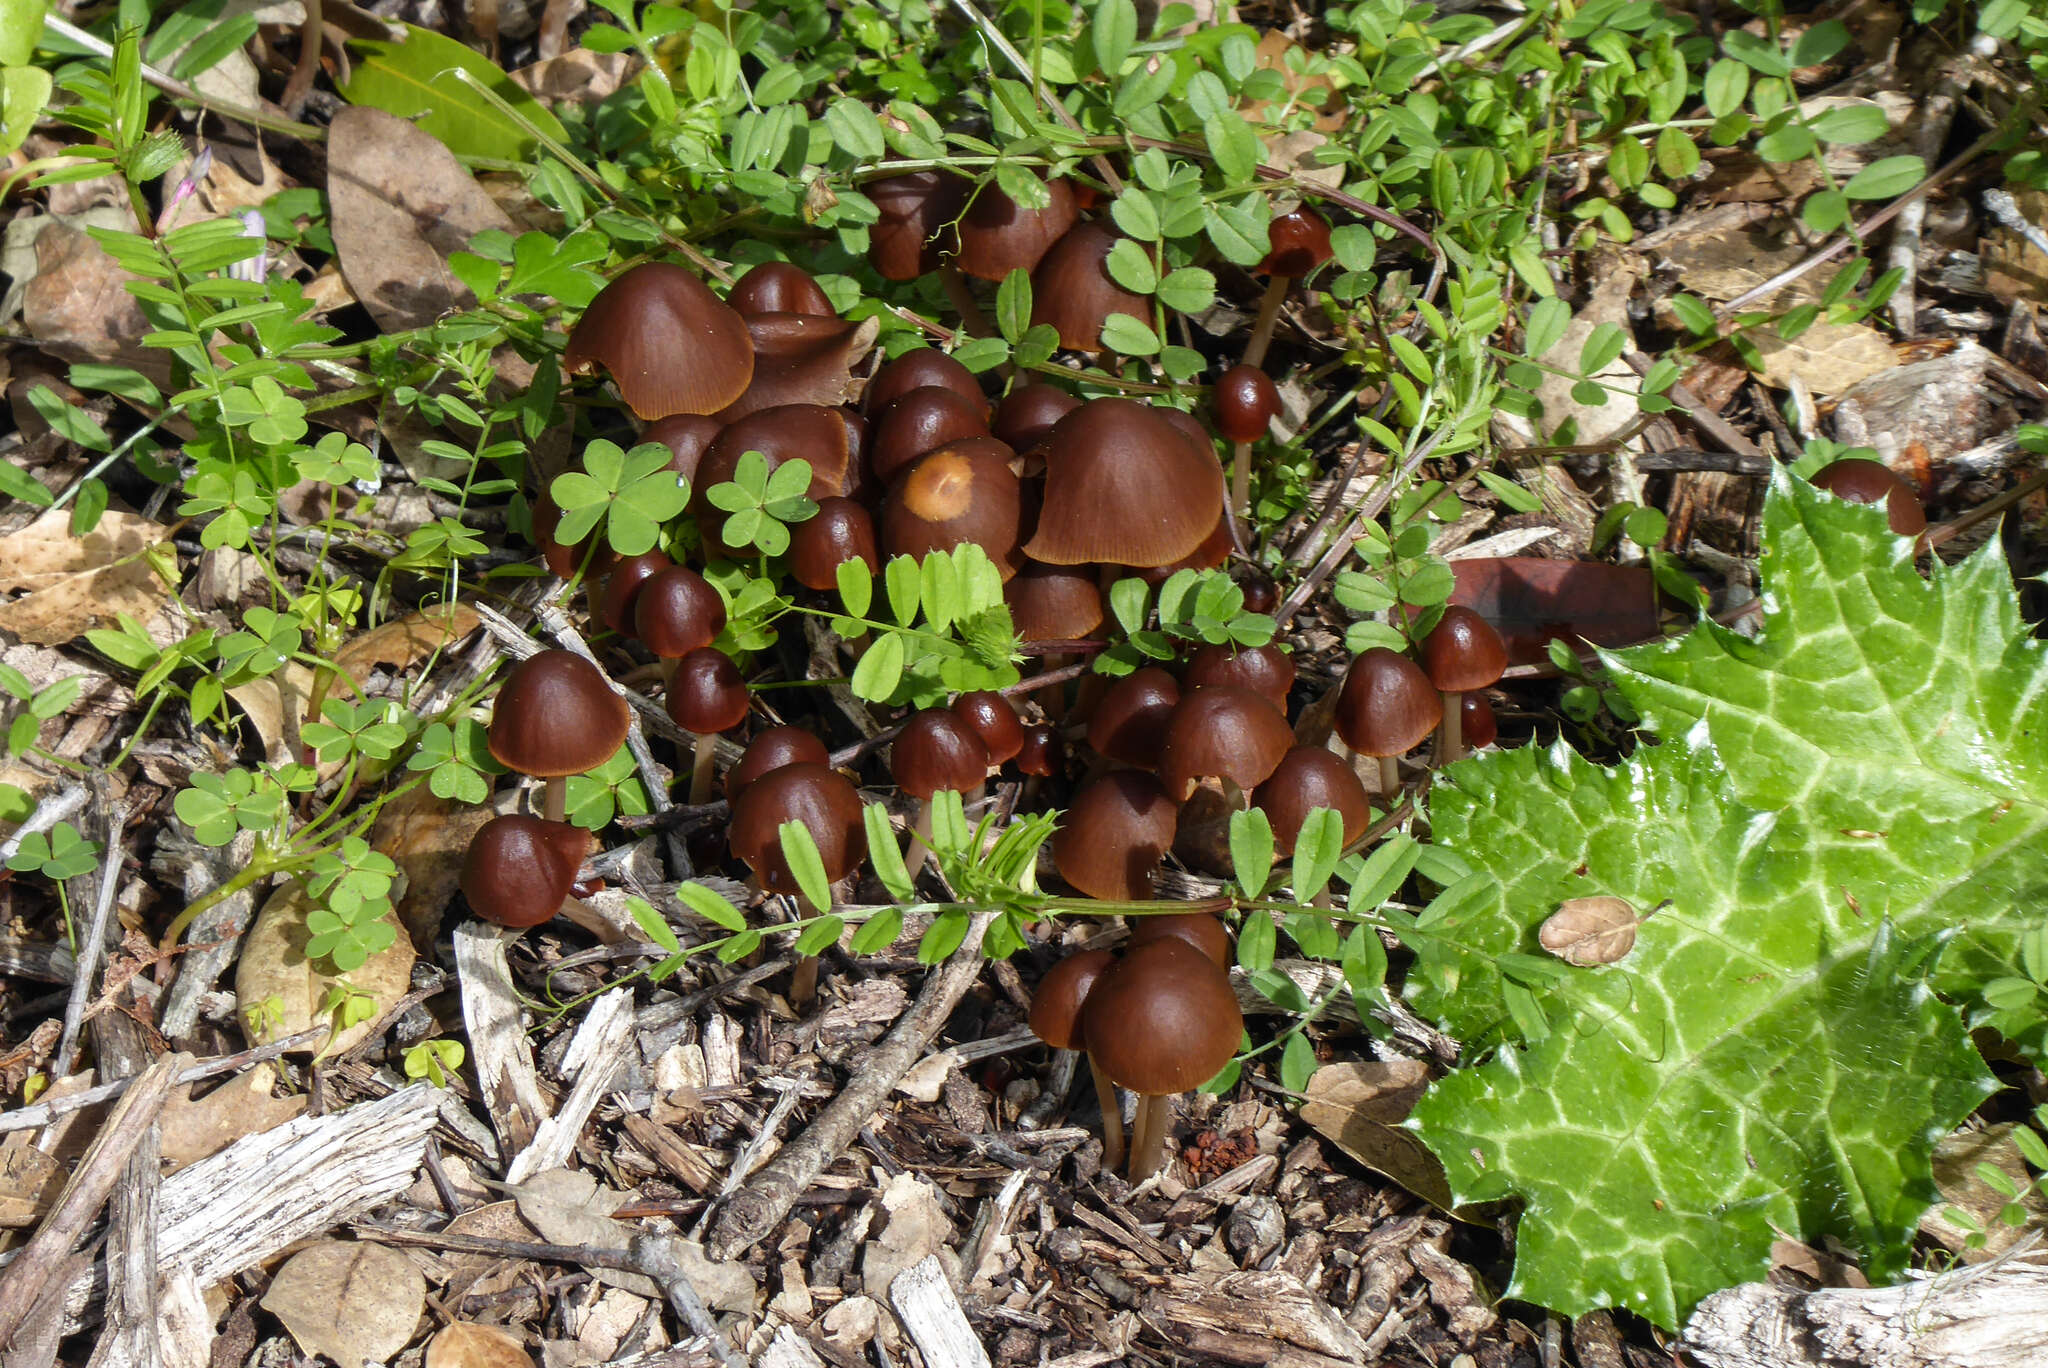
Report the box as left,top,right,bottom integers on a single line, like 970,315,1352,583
489,650,632,778
1184,643,1295,714
881,438,1024,577
1810,458,1927,535
1239,576,1278,616
955,175,1080,281
728,261,835,318
1258,208,1334,279
640,413,723,485
564,262,754,419
1333,648,1442,757
1029,221,1151,352
461,815,594,929
718,314,877,422
1086,667,1181,771
789,497,880,592
1420,605,1507,693
1158,685,1295,800
729,762,866,893
698,403,861,507
1014,722,1064,778
1006,561,1105,642
666,647,750,734
1459,692,1498,750
532,490,616,580
868,171,968,282
1125,912,1232,968
992,383,1081,450
950,690,1023,765
1052,771,1179,901
1252,747,1371,855
891,709,991,800
598,550,672,637
725,725,831,801
635,566,727,660
1029,948,1114,1051
1024,398,1225,568
1214,365,1280,443
863,347,985,418
1080,939,1244,1095
872,385,993,485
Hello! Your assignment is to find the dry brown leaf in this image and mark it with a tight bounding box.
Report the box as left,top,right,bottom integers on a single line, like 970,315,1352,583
21,221,170,385
1921,1122,2048,1261
327,106,515,333
234,880,415,1056
0,1134,65,1228
1751,319,1896,394
0,507,167,591
0,506,173,645
332,604,480,688
1538,896,1639,966
510,49,640,108
374,785,495,944
226,661,318,767
158,1063,308,1170
261,1239,425,1368
425,1322,534,1368
861,1171,956,1298
1298,1060,1455,1212
0,557,172,646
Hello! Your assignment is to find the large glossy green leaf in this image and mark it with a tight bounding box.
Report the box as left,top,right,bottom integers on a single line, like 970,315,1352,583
1408,471,2048,1329
339,24,565,162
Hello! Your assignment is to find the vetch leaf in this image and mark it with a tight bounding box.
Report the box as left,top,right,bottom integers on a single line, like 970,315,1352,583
779,820,834,914
675,882,747,933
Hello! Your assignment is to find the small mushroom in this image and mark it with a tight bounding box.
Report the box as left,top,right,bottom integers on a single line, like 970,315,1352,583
665,647,751,804
1245,208,1332,369
1157,685,1294,803
489,651,632,822
718,314,877,421
729,762,866,894
1213,364,1279,531
892,708,992,876
1029,221,1151,353
1028,947,1124,1171
863,347,985,418
1051,771,1179,901
634,565,727,667
1809,458,1927,536
1252,746,1371,855
1184,643,1294,714
1079,938,1244,1181
461,815,594,929
991,383,1080,450
872,385,994,484
1459,692,1498,751
640,413,722,485
950,689,1024,767
564,262,754,419
1006,561,1105,644
531,489,616,580
596,550,672,638
956,174,1079,281
1086,667,1181,772
725,725,830,801
727,261,835,318
789,497,880,592
1418,606,1506,766
880,438,1024,577
867,171,968,282
1124,911,1232,967
1333,647,1441,799
1024,398,1225,569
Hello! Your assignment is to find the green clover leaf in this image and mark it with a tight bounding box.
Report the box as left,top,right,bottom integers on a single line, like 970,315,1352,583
551,440,690,557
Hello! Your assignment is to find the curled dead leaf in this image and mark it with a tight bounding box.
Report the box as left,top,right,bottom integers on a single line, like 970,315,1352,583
1538,896,1640,967
0,507,173,646
1298,1061,1456,1212
332,603,481,688
262,1240,425,1368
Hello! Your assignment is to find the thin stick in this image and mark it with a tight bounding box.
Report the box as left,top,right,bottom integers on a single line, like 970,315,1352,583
54,801,129,1080
706,911,996,1258
0,1029,325,1135
0,785,89,866
1089,1055,1125,1173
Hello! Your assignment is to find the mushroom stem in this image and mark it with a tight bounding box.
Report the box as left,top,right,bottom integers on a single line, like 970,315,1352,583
1378,754,1400,801
1088,1053,1126,1173
904,801,935,882
789,954,820,1007
1230,439,1254,540
689,732,719,806
1127,1092,1172,1182
1242,276,1289,370
939,265,993,338
558,897,626,943
1438,690,1465,767
544,776,568,824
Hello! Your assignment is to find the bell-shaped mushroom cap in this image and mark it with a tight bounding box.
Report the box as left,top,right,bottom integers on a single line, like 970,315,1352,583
461,815,594,929
1080,939,1244,1095
950,690,1023,765
717,314,879,423
1239,575,1278,616
564,263,754,419
728,261,835,318
881,439,1024,578
1024,398,1225,568
1029,221,1150,352
1257,207,1334,279
597,550,673,637
892,709,991,800
1213,365,1280,443
1125,912,1232,968
1252,747,1371,855
532,490,616,580
790,497,880,592
490,651,631,778
1006,561,1103,642
729,762,866,893
641,413,722,485
1185,643,1295,714
666,647,750,734
1420,605,1507,693
635,565,727,659
725,725,831,801
992,383,1080,450
1052,770,1179,901
698,403,861,507
1334,648,1442,757
955,175,1080,281
1086,667,1181,770
1158,685,1295,800
1029,948,1114,1051
863,347,985,418
872,385,993,484
1810,458,1927,535
868,171,969,282
1015,722,1064,778
1459,692,1498,750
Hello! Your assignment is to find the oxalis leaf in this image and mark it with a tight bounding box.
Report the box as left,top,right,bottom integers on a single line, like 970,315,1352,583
1407,470,2048,1330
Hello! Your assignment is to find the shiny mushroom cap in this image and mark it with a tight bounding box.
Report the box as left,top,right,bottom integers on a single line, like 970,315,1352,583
728,261,835,318
955,175,1080,280
1459,692,1498,750
1086,667,1181,771
1014,722,1064,778
891,709,992,800
881,438,1024,578
1213,365,1280,443
1029,221,1150,352
1158,685,1295,800
1810,458,1927,535
489,650,631,778
1080,939,1243,1095
729,762,866,893
789,497,880,592
1184,643,1294,714
872,385,993,485
1051,771,1179,901
461,815,594,929
635,565,727,660
868,171,969,282
992,383,1081,451
640,413,723,485
1420,606,1507,693
1125,912,1232,968
665,647,750,734
1252,747,1371,855
1029,948,1114,1051
950,690,1024,765
1333,648,1442,757
718,314,877,422
1006,561,1104,643
863,347,985,417
597,550,672,637
564,262,754,419
1024,398,1225,568
725,725,831,801
1257,208,1334,279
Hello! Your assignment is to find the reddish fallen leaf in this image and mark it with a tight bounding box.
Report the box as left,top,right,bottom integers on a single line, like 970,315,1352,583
1447,558,1663,666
